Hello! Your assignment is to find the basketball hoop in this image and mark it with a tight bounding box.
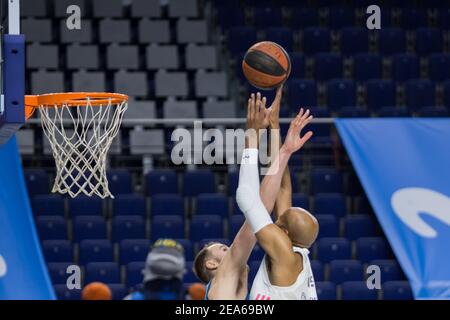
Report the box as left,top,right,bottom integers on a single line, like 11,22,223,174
25,92,129,199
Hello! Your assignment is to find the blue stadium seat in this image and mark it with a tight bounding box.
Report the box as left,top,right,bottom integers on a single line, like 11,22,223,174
341,27,368,55
341,281,378,300
428,53,450,82
173,239,193,261
151,215,185,240
190,215,223,242
48,262,74,284
264,27,293,52
400,7,427,29
228,26,257,55
215,6,245,30
108,283,128,300
378,28,406,55
303,27,331,55
32,195,65,217
119,239,151,265
356,237,389,263
85,262,120,284
229,215,244,239
314,53,342,81
353,53,382,82
370,259,403,282
151,194,184,217
255,7,283,28
126,262,145,288
24,169,49,196
73,216,107,242
54,285,81,300
290,7,318,28
328,7,355,28
249,244,265,261
415,27,442,56
343,215,376,240
314,193,346,217
444,80,450,108
316,281,336,300
36,216,67,240
315,215,339,238
228,171,239,195
106,169,133,195
327,79,356,110
405,79,435,111
310,260,324,281
329,260,363,284
196,193,229,218
310,168,343,194
382,281,413,300
146,169,178,195
112,216,146,242
338,107,369,118
439,8,450,30
316,238,351,262
183,170,216,196
391,53,420,82
366,79,396,111
289,53,305,78
292,193,309,210
417,106,449,117
184,261,197,283
42,240,73,263
112,194,146,218
288,79,317,111
69,196,103,217
377,106,410,117
79,239,114,265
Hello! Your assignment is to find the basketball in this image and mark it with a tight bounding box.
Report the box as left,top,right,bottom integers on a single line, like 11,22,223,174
81,282,112,300
242,41,291,90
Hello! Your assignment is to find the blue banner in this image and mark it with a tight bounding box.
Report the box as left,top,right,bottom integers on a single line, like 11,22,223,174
0,137,55,299
336,119,450,299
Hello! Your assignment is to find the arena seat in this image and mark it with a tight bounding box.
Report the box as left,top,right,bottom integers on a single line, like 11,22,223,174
126,262,145,288
73,216,107,242
264,27,293,52
303,27,331,55
405,79,436,111
151,215,185,241
314,53,343,81
69,196,103,217
356,237,390,263
316,238,351,263
391,53,420,82
370,259,403,282
378,28,406,56
85,262,121,284
108,284,128,300
353,53,382,82
146,170,178,195
53,285,82,300
111,216,146,242
329,260,363,284
36,216,68,240
79,239,114,265
119,239,151,265
24,169,50,196
184,261,198,283
314,193,347,217
48,262,75,284
310,260,324,281
343,215,376,240
315,214,339,238
151,194,184,217
341,27,368,55
196,193,229,218
327,79,356,111
315,281,337,300
42,240,73,263
112,194,146,218
190,215,223,242
382,281,413,300
341,281,378,300
366,79,396,111
32,195,65,217
183,170,216,196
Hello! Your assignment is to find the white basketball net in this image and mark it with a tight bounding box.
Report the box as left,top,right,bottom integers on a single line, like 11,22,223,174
39,98,128,198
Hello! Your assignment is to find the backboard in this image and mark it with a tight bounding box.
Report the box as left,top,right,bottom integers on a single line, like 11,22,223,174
0,0,25,145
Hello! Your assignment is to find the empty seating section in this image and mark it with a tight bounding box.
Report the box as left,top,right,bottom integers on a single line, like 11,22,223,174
23,0,421,300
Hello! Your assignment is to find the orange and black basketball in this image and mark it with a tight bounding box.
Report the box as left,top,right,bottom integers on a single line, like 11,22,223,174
242,41,291,90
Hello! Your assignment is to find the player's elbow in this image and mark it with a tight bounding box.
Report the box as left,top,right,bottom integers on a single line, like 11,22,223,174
236,185,255,213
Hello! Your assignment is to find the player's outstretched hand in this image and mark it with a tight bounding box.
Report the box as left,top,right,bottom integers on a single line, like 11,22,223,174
282,108,314,154
246,92,271,131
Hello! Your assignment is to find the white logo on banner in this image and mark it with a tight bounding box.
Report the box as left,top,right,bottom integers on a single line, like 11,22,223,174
0,254,7,278
391,188,450,238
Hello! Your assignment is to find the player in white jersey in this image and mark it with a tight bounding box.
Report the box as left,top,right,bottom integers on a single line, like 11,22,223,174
236,106,319,300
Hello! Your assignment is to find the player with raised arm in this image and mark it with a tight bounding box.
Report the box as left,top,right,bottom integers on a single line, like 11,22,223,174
192,89,288,299
236,106,319,300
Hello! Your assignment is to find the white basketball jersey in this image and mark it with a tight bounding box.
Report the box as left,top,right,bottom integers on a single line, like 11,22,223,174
249,247,318,300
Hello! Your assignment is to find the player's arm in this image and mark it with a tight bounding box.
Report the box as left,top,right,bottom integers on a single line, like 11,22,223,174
213,93,270,279
237,109,313,262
